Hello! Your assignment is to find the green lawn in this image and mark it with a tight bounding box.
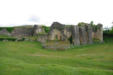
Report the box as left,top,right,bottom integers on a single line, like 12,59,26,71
0,38,113,75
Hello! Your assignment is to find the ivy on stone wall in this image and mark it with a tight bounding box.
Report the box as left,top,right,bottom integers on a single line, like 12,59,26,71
90,21,101,32
42,26,50,33
92,25,99,32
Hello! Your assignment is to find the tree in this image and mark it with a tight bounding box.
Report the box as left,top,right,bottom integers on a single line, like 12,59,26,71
90,21,94,26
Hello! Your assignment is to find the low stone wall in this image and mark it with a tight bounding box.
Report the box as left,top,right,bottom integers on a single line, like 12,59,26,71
0,25,45,38
42,41,70,50
0,29,11,36
11,27,33,38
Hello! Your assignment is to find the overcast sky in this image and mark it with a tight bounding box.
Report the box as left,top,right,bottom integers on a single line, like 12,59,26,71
0,0,113,27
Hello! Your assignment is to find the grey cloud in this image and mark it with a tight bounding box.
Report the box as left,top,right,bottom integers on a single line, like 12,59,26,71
28,15,40,22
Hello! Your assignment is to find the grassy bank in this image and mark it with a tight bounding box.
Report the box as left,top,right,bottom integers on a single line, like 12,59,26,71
0,38,113,75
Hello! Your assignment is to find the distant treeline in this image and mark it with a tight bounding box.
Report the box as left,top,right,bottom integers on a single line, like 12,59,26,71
104,27,113,37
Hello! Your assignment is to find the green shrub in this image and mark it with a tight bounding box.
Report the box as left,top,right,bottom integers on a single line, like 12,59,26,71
0,27,14,33
6,27,14,32
103,27,113,35
90,21,94,26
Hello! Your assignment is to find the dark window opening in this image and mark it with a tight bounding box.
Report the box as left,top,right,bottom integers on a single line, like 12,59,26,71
68,35,73,44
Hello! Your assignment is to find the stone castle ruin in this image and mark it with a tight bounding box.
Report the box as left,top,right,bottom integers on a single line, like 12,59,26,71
0,22,103,49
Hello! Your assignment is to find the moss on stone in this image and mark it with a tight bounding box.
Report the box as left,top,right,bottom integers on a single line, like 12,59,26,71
93,38,100,43
78,22,88,26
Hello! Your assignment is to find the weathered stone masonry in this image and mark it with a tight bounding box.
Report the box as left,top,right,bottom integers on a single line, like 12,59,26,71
46,22,103,46
0,22,103,48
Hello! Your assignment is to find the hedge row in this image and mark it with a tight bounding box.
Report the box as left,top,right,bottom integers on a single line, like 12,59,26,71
0,27,14,33
0,38,17,41
0,37,25,41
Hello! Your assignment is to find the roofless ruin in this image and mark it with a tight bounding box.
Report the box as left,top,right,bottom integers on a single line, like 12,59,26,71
0,22,103,50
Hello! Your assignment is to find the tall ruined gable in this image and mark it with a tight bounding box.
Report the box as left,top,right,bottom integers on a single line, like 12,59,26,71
50,22,65,31
48,22,73,41
48,22,66,40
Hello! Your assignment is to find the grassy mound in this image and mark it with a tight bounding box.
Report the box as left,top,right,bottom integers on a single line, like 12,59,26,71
43,40,70,50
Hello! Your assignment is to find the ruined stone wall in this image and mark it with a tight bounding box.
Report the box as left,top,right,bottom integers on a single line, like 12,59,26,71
72,24,102,45
48,29,63,40
79,25,88,45
37,34,48,43
33,25,45,36
0,25,45,38
63,26,72,40
72,25,80,45
0,29,11,36
72,25,93,45
0,22,103,47
47,22,103,46
86,25,93,44
48,22,67,41
92,24,103,42
11,27,33,38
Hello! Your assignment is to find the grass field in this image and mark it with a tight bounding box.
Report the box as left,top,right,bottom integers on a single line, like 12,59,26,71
0,37,113,75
